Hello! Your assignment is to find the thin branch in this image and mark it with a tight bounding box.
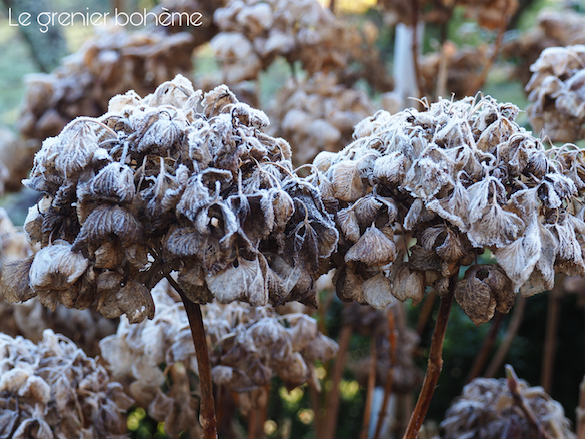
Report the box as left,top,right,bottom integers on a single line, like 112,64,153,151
321,324,353,439
466,0,510,95
166,275,218,439
466,311,504,383
506,365,554,439
485,295,526,378
541,277,564,393
411,0,425,99
402,274,457,439
416,290,437,337
360,339,377,439
373,307,398,439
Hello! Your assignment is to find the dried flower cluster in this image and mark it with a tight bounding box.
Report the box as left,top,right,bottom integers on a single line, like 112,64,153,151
503,9,585,85
206,300,338,403
268,74,376,165
18,29,195,144
99,280,200,438
100,279,337,424
439,376,575,439
210,0,370,84
0,329,133,438
525,45,585,142
378,0,517,28
3,74,337,329
419,44,488,98
312,95,585,325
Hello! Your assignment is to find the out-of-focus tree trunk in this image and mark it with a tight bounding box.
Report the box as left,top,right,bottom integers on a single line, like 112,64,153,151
1,0,68,73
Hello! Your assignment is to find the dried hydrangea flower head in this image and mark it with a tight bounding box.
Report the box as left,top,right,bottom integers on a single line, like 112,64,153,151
503,9,585,85
378,0,517,28
268,73,376,166
0,329,133,438
99,280,337,424
439,374,575,439
313,95,585,326
18,28,196,145
4,73,337,322
206,300,338,398
210,0,389,88
526,45,585,142
99,280,201,438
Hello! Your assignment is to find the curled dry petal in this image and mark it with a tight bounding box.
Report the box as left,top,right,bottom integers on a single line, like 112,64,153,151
30,242,88,291
345,226,396,266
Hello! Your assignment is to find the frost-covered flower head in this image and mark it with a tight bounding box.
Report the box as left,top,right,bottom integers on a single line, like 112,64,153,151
526,45,585,142
2,74,337,323
439,375,575,439
99,279,337,430
313,95,585,325
0,329,133,438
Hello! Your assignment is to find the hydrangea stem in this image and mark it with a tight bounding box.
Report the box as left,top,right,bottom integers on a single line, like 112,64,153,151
402,274,456,439
373,307,397,439
166,275,218,439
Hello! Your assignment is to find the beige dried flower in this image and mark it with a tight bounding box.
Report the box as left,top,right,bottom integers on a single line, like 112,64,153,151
268,74,376,165
0,329,133,438
314,95,585,325
99,279,337,429
439,375,575,439
4,75,337,324
526,45,585,142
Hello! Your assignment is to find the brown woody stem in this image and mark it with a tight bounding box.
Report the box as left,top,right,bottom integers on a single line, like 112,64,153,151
507,365,554,439
542,277,564,393
402,275,456,439
360,338,378,439
166,275,218,439
321,324,353,439
373,307,398,439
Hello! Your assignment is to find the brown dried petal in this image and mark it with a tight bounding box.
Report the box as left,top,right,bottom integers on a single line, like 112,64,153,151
345,226,396,266
330,160,367,202
73,204,144,250
362,271,395,309
206,257,268,306
337,207,361,242
30,242,88,291
455,266,502,326
97,280,155,323
392,265,425,306
1,257,35,303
